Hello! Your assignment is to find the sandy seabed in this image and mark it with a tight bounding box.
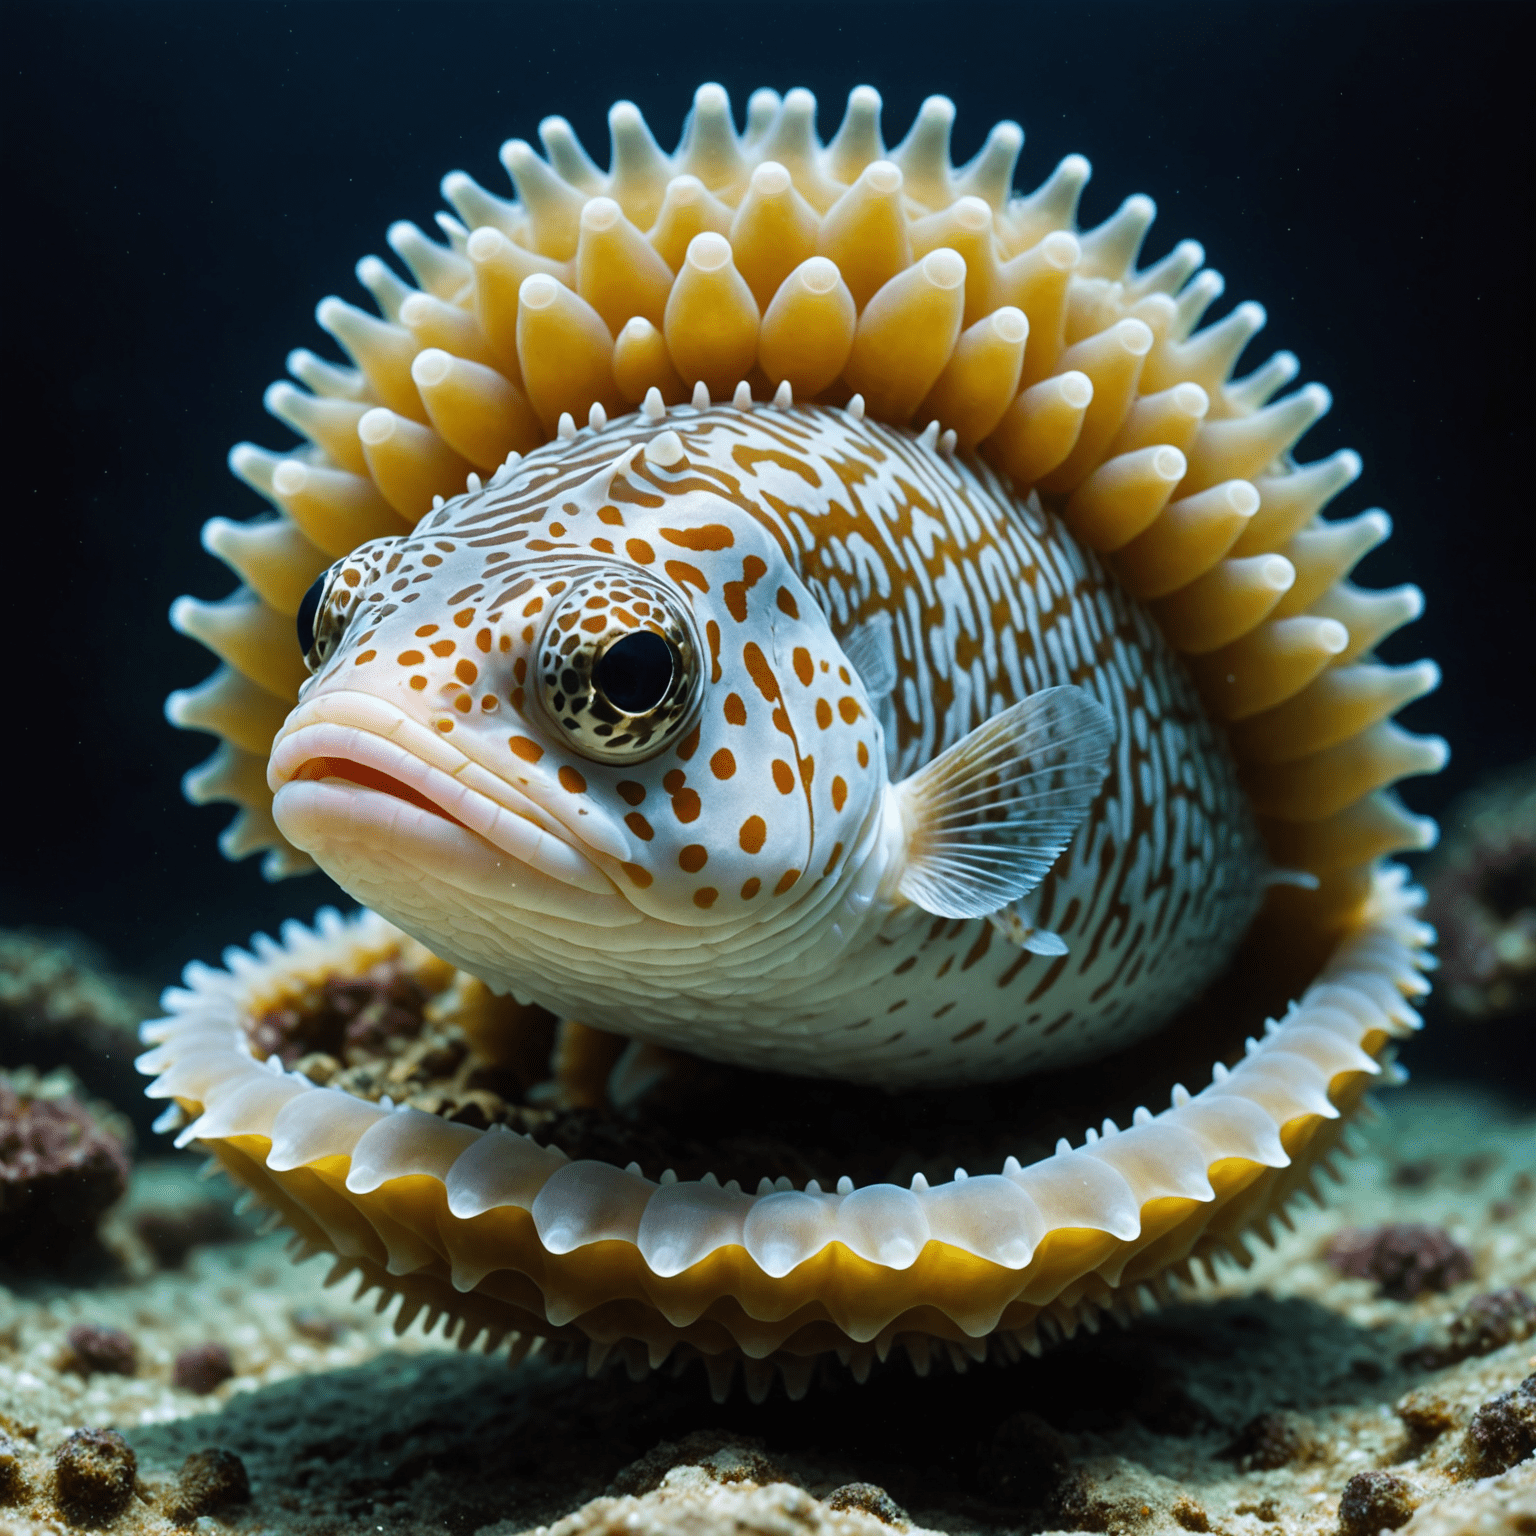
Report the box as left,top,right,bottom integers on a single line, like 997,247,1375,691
1,1081,1533,1536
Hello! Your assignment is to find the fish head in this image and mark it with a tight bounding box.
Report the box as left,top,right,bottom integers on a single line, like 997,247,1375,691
266,436,892,1004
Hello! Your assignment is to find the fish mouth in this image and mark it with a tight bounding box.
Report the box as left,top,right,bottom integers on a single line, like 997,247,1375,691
268,693,618,903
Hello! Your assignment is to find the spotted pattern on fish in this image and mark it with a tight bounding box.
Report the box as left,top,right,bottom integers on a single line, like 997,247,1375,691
270,402,1265,1088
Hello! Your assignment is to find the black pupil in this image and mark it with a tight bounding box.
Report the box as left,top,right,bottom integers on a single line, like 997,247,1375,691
296,572,327,655
594,631,675,714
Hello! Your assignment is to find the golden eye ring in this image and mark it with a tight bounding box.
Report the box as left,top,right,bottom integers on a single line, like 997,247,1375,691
534,572,702,764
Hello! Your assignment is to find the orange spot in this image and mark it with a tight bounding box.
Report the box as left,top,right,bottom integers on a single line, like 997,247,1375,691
598,505,625,526
822,840,844,877
742,643,780,702
409,676,427,690
663,769,686,795
625,812,654,841
800,756,815,786
480,696,498,712
706,619,721,683
398,650,424,665
710,749,736,780
792,647,813,686
771,761,794,795
415,624,439,637
523,597,544,616
839,665,851,684
777,587,800,619
590,537,614,555
436,719,454,733
839,696,862,724
724,692,747,726
832,775,847,811
672,788,702,823
664,559,708,593
857,740,870,768
455,659,478,684
662,524,735,551
354,650,376,665
815,698,832,729
548,523,566,537
558,765,587,794
623,862,653,888
476,629,492,653
626,538,655,565
679,844,708,873
513,657,527,683
774,869,801,895
741,877,761,900
739,816,765,854
693,886,719,909
677,726,701,762
454,609,475,628
430,640,456,657
454,695,472,713
510,686,525,711
616,780,647,806
723,582,748,623
508,736,544,763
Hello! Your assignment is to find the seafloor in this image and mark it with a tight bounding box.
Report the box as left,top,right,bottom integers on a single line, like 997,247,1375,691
2,1076,1532,1536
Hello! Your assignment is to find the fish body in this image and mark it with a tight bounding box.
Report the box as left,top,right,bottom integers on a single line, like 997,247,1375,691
270,402,1266,1087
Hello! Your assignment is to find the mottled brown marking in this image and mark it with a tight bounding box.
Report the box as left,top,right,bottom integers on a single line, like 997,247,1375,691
739,816,766,854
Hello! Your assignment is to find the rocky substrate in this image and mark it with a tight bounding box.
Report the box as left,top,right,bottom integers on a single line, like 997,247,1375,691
0,1082,1533,1536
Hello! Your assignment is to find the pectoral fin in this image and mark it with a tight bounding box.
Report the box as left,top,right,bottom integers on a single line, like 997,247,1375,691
987,904,1070,955
892,685,1113,921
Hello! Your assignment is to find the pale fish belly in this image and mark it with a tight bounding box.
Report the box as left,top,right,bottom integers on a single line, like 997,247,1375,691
305,408,1266,1087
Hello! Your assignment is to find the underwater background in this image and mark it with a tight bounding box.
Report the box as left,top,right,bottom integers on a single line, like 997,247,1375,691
3,0,1530,1086
3,6,1535,1535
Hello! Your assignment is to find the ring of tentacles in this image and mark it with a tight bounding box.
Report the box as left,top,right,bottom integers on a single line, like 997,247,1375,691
143,83,1444,1401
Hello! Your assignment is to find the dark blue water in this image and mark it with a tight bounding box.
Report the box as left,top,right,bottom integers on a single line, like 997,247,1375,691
3,0,1531,1089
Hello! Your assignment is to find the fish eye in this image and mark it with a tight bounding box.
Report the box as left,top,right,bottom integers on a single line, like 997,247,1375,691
535,572,701,764
296,571,328,661
296,547,381,674
593,631,676,715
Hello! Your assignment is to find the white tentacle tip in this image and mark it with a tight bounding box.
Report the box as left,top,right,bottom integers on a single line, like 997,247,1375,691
939,428,958,455
465,471,483,494
691,380,711,409
641,387,666,422
847,393,866,421
773,379,793,409
557,412,577,440
732,380,753,409
588,402,608,431
918,419,940,451
648,430,686,468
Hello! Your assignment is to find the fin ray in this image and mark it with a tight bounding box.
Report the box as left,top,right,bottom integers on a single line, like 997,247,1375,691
894,685,1113,920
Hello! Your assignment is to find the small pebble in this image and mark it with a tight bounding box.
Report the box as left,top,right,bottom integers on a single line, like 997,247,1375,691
1171,1494,1211,1532
53,1427,136,1525
0,1432,30,1505
173,1342,235,1394
1224,1410,1319,1471
1325,1224,1474,1301
823,1482,908,1525
166,1447,250,1523
1447,1287,1536,1358
66,1322,136,1377
290,1306,345,1344
1466,1373,1536,1476
1338,1470,1416,1536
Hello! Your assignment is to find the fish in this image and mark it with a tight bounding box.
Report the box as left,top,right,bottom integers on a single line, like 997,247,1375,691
145,83,1446,1390
266,401,1266,1088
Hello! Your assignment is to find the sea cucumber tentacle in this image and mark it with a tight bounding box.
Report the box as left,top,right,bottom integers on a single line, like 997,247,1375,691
168,88,1440,911
138,866,1429,1374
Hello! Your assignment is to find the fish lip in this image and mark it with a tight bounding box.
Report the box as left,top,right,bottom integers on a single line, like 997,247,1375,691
268,697,617,897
